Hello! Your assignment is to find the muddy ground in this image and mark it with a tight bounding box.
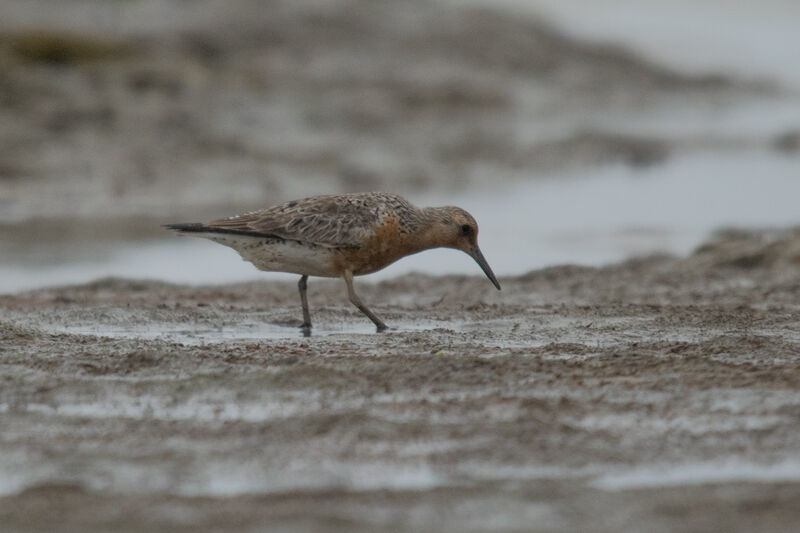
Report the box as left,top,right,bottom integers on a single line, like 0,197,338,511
2,0,799,531
1,228,800,532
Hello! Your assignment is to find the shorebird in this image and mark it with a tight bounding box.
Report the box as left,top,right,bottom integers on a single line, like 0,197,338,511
165,192,500,333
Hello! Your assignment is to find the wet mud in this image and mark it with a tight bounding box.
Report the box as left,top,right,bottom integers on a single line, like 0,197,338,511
2,228,800,532
2,0,799,530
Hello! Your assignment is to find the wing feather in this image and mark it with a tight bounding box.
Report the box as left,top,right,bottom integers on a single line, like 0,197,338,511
205,193,412,247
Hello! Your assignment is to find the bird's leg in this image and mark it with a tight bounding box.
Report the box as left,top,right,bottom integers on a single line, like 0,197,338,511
343,270,388,332
298,275,312,333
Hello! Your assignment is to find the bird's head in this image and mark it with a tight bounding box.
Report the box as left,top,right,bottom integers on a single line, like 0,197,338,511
425,206,501,290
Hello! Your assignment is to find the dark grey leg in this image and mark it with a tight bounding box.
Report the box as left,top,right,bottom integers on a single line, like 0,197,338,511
298,275,312,332
343,270,388,332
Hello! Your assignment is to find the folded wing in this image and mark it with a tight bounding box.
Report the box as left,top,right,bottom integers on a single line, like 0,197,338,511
205,194,396,248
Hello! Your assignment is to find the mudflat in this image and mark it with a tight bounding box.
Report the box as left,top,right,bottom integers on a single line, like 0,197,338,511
1,228,799,532
1,1,799,529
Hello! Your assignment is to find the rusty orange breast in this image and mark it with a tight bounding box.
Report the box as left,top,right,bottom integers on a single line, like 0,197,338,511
328,216,424,275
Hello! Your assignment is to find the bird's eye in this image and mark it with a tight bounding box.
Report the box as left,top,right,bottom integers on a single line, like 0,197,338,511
461,224,472,236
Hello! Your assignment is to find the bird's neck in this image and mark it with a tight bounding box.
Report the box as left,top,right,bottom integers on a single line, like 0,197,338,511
411,208,456,251
420,206,451,225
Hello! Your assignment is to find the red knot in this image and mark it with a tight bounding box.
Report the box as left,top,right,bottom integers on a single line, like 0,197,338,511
165,192,500,333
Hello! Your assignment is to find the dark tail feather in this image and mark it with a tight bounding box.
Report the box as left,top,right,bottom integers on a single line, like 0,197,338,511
163,223,208,233
163,223,282,239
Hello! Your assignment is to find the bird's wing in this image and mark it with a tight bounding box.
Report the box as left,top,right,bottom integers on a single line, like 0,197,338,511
205,194,399,248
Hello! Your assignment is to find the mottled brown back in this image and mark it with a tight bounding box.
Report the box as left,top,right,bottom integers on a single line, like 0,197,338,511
205,192,425,248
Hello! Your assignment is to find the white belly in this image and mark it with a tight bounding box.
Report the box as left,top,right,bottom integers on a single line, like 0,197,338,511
202,234,339,277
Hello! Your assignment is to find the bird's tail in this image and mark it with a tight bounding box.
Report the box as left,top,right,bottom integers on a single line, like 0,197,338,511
163,223,208,233
163,223,274,239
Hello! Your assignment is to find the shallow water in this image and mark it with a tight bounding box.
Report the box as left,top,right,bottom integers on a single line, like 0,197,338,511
591,459,800,491
2,150,798,293
48,318,448,344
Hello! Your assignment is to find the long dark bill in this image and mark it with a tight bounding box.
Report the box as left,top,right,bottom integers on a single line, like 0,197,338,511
469,245,501,290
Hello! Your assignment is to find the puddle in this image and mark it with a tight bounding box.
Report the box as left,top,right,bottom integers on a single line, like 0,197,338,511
590,459,800,490
5,397,319,423
0,456,453,498
45,318,461,344
571,413,787,434
176,461,451,497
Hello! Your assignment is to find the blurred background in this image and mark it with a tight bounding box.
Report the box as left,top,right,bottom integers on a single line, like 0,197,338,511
1,0,799,292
